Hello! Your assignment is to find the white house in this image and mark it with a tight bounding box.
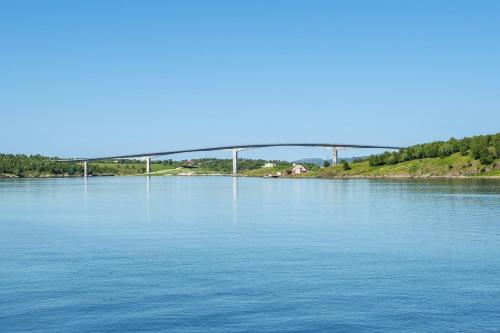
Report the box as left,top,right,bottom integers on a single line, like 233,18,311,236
291,165,307,174
262,162,276,168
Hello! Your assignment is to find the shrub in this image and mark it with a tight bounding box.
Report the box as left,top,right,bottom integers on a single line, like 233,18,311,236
386,153,400,165
479,150,494,165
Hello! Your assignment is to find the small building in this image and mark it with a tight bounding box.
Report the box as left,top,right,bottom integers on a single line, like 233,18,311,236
262,162,276,168
291,165,307,174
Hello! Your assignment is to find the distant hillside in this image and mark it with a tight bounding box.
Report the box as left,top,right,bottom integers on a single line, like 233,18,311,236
294,158,325,166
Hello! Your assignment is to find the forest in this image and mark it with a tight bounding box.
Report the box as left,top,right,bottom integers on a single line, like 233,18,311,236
365,133,500,167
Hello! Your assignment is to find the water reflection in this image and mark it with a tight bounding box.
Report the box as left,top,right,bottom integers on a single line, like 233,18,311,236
146,176,151,220
83,176,88,197
232,177,238,224
83,177,88,211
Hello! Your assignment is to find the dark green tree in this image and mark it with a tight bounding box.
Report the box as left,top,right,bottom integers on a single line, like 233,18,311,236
341,160,351,171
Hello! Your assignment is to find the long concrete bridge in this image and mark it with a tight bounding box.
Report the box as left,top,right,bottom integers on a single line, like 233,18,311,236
60,143,402,177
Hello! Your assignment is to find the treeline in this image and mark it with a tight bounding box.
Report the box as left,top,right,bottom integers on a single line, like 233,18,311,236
0,154,83,176
0,155,149,177
185,158,294,173
0,154,300,177
154,158,300,173
367,133,500,167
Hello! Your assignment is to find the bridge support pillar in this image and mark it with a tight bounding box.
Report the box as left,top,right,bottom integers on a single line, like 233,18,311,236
232,149,238,175
83,161,88,177
146,157,151,174
332,147,338,165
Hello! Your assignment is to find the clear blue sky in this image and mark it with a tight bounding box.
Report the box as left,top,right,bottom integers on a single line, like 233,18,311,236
1,1,499,160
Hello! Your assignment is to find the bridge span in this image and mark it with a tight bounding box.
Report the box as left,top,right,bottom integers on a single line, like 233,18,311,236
60,143,402,177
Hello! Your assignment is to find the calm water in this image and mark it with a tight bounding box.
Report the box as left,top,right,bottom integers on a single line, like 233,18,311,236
1,177,499,332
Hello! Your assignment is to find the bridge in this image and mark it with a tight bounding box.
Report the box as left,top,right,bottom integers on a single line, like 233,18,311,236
59,143,402,177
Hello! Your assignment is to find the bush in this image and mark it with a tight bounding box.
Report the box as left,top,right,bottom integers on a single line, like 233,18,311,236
400,151,412,162
386,153,400,165
368,154,384,166
479,150,494,165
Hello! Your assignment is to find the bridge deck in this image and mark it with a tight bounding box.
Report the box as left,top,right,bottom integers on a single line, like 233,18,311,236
59,143,402,162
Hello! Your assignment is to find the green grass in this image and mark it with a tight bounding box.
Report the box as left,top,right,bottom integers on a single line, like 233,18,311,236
147,166,224,176
310,153,499,178
242,166,289,177
149,154,499,178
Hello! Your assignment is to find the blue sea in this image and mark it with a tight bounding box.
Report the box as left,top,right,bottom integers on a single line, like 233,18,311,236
1,177,499,332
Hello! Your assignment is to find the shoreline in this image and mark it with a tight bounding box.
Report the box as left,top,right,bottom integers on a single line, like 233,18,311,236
2,174,499,180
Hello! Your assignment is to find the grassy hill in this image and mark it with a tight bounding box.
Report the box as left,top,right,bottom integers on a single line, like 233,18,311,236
237,153,499,178
244,133,500,178
290,153,499,178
